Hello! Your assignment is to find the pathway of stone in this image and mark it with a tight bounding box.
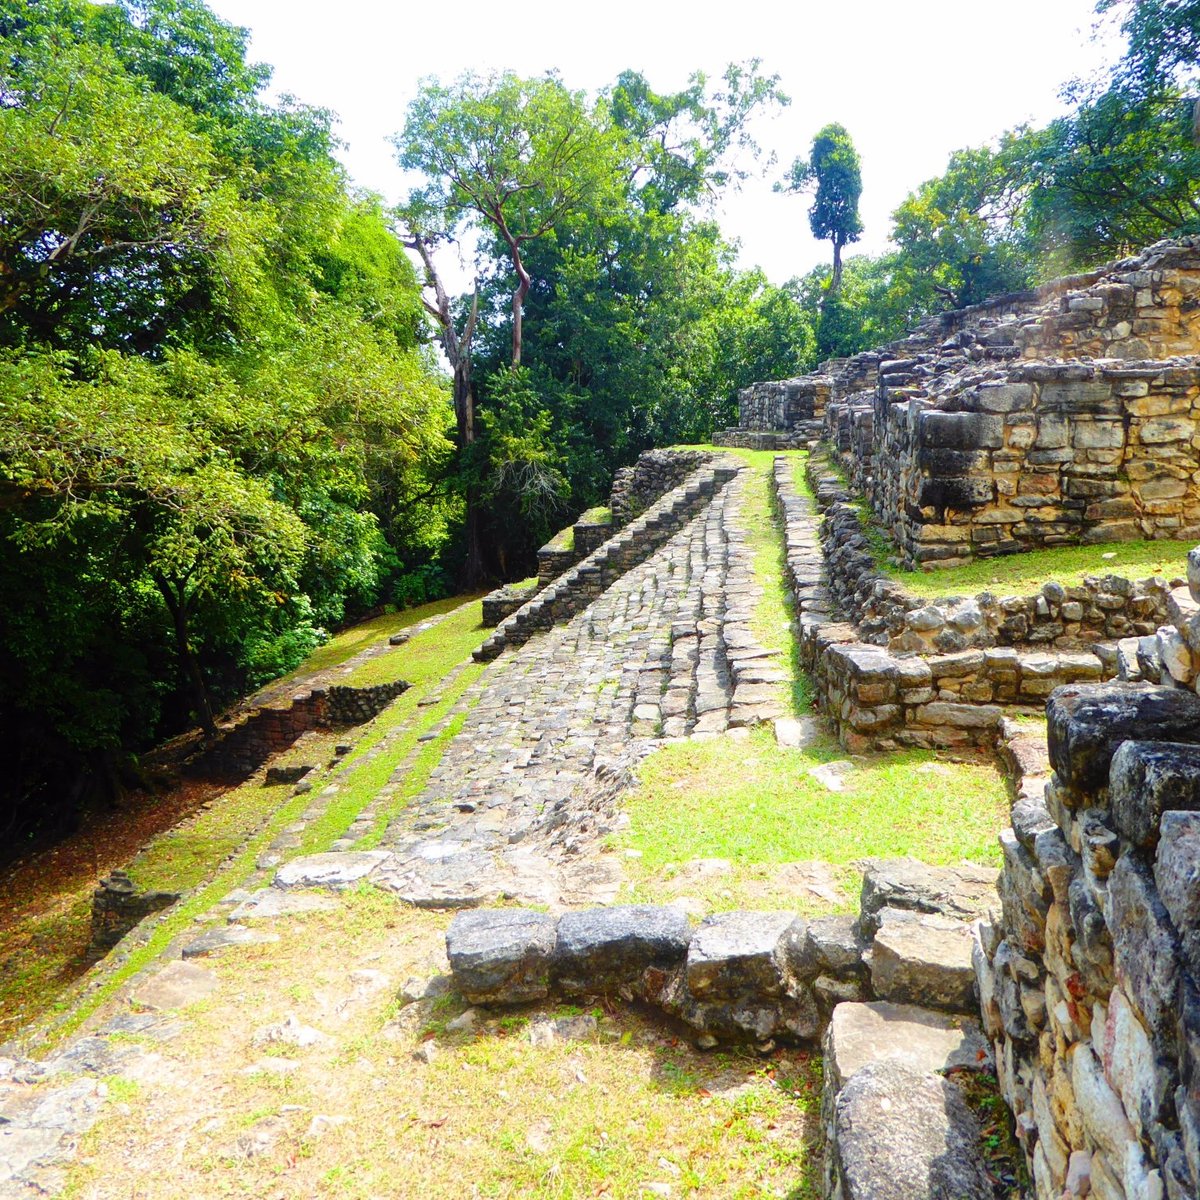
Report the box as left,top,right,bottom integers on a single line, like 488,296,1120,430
369,463,787,908
0,461,797,1198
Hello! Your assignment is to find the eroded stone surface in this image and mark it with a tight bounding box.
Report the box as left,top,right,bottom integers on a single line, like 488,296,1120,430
833,1060,991,1200
445,909,557,1005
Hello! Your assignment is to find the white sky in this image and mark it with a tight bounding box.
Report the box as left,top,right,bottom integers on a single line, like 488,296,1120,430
206,0,1123,285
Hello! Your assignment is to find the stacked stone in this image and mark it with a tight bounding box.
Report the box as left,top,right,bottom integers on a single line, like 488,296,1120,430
481,581,539,627
324,681,410,725
475,462,739,662
715,377,831,449
809,445,1174,652
608,448,715,527
89,870,180,954
190,680,410,781
977,680,1200,1200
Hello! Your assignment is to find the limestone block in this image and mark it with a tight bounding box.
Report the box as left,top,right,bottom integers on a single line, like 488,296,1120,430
833,1060,992,1200
553,905,691,994
857,859,1000,938
685,911,799,1000
1102,985,1172,1141
1046,682,1200,800
1109,854,1181,1040
1154,810,1200,979
868,908,977,1012
446,908,557,1004
1109,740,1200,848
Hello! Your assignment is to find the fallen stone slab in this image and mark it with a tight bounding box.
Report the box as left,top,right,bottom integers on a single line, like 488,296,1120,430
869,908,977,1013
182,925,279,959
0,1125,64,1186
273,850,389,890
808,760,855,792
774,716,822,749
446,908,557,1004
553,905,692,994
833,1059,991,1200
686,911,801,1000
227,889,339,922
858,858,999,939
132,960,219,1011
824,1001,992,1092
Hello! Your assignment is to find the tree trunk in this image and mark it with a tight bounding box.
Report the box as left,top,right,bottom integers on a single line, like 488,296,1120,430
831,239,844,294
154,573,217,738
511,258,531,366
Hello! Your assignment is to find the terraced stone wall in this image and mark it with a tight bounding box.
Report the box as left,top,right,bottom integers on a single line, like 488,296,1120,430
475,462,738,662
977,680,1200,1200
609,448,716,527
192,680,410,780
807,450,1174,654
736,239,1200,568
870,358,1200,568
774,456,1114,754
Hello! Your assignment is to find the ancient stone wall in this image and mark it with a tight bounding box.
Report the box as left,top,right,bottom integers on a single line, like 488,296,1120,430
475,461,739,662
609,448,716,527
977,680,1200,1200
734,238,1200,568
808,449,1174,653
191,680,410,781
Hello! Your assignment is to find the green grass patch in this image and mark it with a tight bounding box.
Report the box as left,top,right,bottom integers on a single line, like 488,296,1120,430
618,726,1008,911
888,539,1192,600
578,505,612,524
339,599,485,688
544,525,575,552
274,594,479,684
30,600,490,1049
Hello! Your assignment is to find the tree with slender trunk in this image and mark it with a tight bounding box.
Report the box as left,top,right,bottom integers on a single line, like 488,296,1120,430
778,123,864,294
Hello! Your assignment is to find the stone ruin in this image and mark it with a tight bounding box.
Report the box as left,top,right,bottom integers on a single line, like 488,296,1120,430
719,237,1200,568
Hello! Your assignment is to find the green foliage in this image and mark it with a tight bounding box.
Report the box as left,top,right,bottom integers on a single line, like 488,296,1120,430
0,0,451,848
779,123,864,286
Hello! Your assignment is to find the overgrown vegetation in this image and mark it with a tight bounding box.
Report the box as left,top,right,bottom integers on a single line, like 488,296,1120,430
886,540,1191,600
618,725,1009,912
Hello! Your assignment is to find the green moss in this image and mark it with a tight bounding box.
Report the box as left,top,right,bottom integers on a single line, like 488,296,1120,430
887,539,1191,600
578,506,612,525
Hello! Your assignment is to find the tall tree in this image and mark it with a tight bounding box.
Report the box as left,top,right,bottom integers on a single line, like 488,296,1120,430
395,72,618,368
779,123,864,292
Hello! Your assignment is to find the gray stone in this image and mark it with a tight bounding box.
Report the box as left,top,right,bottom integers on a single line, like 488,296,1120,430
553,905,691,994
858,859,999,939
833,1060,991,1200
800,914,866,980
685,911,799,1000
824,1000,993,1091
1109,740,1200,848
227,889,339,922
132,960,219,1011
1109,853,1180,1040
1046,682,1200,799
773,716,821,749
445,908,557,1005
869,908,977,1013
273,850,389,890
1156,810,1200,978
182,925,278,958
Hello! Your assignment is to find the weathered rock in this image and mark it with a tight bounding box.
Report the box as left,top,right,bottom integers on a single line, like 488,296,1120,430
1109,740,1200,848
823,1001,993,1092
685,911,799,1000
553,906,691,994
132,960,219,1011
445,908,557,1005
858,859,999,939
273,850,389,890
868,908,977,1012
182,925,278,958
833,1060,991,1200
227,889,339,922
1046,683,1200,799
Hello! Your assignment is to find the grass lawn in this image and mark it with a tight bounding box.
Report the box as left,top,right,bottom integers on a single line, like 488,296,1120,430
888,539,1193,600
4,599,490,1049
618,726,1009,913
61,890,824,1200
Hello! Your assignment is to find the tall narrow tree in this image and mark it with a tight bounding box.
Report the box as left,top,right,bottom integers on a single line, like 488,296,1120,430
779,123,864,292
